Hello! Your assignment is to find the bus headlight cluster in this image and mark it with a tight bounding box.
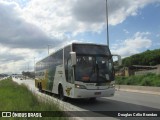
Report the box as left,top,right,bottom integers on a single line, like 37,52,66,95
75,84,86,89
109,83,115,88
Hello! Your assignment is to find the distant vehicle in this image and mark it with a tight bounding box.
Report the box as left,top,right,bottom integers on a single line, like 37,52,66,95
35,43,121,101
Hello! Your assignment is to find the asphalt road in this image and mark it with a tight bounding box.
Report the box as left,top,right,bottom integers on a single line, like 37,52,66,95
12,78,160,120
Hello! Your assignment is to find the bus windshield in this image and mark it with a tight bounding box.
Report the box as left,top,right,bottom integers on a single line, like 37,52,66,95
75,55,114,83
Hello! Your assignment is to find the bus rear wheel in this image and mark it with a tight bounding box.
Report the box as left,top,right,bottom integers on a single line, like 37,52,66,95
38,82,42,92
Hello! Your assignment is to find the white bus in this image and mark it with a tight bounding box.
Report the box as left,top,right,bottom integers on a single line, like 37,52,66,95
35,43,121,101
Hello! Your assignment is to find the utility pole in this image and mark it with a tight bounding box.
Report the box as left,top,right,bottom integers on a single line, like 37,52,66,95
48,45,52,55
106,0,109,47
34,57,35,72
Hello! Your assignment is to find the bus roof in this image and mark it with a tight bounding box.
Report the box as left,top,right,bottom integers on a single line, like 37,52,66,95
36,42,109,64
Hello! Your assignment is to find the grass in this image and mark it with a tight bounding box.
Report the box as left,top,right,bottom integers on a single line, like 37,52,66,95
115,73,160,87
0,77,68,120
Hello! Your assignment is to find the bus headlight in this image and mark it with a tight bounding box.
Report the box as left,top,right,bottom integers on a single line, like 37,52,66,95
109,83,115,88
75,84,86,89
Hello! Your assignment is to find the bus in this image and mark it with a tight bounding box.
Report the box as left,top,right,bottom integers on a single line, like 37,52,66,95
35,43,121,101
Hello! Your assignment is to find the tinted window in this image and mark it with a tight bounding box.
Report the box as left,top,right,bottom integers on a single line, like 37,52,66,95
73,44,110,55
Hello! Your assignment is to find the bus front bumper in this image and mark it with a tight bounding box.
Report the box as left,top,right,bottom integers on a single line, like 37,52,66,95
73,87,115,98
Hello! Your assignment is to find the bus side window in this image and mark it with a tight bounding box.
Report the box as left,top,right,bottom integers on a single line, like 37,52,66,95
67,58,73,83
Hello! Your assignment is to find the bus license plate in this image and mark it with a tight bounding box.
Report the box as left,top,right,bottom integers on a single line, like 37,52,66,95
95,92,101,95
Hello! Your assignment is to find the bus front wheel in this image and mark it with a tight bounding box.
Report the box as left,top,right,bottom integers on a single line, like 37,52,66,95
89,97,96,102
58,85,66,101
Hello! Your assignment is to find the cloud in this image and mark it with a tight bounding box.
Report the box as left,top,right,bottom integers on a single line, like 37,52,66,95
0,53,24,63
71,0,160,26
0,0,159,73
0,0,159,49
0,43,44,73
21,0,160,35
0,1,67,49
156,34,160,37
111,32,152,57
71,0,105,23
123,29,129,34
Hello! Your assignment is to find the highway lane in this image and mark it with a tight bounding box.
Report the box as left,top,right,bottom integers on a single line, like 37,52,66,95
12,78,160,120
66,91,160,120
71,90,160,110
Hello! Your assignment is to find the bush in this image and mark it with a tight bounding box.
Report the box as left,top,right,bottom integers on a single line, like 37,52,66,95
115,73,160,87
140,77,152,86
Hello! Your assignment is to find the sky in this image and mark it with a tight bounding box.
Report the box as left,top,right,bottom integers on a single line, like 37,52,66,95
0,0,160,74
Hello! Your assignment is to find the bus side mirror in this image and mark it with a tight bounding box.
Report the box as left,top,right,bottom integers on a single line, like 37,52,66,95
70,52,77,66
112,54,122,66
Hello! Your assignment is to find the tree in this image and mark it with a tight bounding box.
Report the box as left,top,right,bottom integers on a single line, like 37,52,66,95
122,49,160,66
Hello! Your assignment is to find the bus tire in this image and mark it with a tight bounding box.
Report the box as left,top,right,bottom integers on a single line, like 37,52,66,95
89,97,96,102
58,85,66,101
38,82,42,92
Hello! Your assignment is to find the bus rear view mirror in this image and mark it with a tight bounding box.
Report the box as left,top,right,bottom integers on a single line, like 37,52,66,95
112,54,122,66
70,52,77,66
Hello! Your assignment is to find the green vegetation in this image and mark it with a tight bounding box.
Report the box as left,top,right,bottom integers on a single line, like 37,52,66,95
0,78,67,120
116,73,160,87
122,49,160,66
